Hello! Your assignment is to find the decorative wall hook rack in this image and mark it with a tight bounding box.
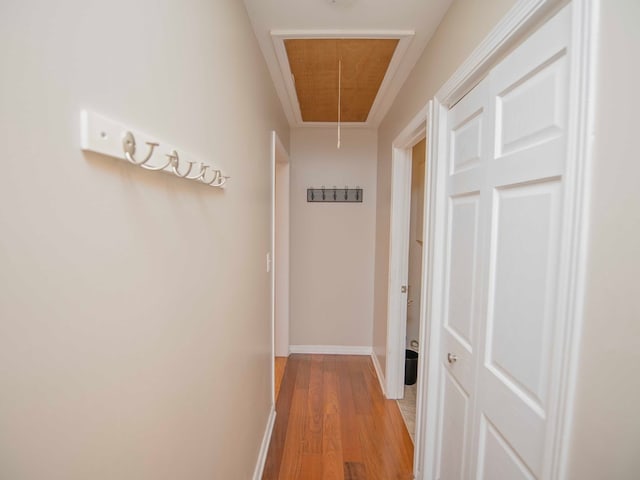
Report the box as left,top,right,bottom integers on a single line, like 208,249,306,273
80,110,229,188
307,186,363,203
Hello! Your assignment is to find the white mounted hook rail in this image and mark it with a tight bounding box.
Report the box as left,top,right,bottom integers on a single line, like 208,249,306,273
80,110,229,188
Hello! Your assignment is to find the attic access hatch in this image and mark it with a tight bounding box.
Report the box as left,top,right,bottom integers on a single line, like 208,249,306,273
271,32,414,127
285,38,398,122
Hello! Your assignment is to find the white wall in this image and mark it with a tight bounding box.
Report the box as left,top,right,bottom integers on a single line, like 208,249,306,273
373,0,518,374
0,1,288,479
290,128,377,348
566,1,640,478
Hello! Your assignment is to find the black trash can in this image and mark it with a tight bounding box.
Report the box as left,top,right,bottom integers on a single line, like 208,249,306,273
404,349,419,385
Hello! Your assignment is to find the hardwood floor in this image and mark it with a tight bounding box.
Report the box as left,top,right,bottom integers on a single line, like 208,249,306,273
275,356,288,401
263,354,413,480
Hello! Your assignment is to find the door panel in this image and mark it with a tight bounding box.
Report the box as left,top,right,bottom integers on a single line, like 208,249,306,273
439,370,472,480
451,111,484,174
435,4,572,479
477,416,536,480
473,5,571,479
445,193,481,350
437,75,491,479
487,180,561,407
496,53,567,158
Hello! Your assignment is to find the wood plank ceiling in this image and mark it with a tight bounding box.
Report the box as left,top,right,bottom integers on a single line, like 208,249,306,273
284,38,399,123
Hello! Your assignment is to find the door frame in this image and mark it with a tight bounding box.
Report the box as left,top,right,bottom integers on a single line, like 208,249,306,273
385,103,428,400
418,1,597,479
385,101,437,478
271,131,290,405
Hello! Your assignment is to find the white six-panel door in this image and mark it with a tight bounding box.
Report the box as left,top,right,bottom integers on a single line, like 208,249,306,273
435,5,572,479
436,75,490,480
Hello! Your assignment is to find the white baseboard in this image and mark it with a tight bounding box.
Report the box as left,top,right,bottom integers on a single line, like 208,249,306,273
252,405,276,480
371,351,387,397
289,345,373,355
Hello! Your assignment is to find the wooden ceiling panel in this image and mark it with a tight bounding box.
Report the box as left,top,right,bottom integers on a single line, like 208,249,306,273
284,38,399,123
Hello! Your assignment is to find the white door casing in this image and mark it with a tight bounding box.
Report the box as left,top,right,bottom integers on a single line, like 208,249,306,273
271,131,290,406
386,106,429,400
274,159,290,358
433,5,575,479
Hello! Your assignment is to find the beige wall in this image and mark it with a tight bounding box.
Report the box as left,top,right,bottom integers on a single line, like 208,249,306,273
290,128,377,348
567,1,640,478
0,1,288,479
373,0,518,373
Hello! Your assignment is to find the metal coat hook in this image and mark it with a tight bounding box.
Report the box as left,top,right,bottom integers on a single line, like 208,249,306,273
201,167,226,186
83,111,228,189
110,123,228,188
201,167,219,185
123,131,159,166
307,186,363,203
185,163,208,181
141,153,172,171
182,163,205,181
167,150,196,178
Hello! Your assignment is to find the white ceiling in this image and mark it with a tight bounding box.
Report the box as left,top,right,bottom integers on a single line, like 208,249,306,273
243,0,454,128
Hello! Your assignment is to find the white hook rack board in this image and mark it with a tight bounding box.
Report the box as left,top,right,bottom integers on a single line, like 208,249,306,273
80,110,229,188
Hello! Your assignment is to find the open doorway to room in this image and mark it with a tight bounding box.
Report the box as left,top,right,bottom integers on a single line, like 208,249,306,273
396,137,426,442
271,132,290,405
385,103,434,477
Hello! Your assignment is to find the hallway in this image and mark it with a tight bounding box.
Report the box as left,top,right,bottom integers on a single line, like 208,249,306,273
1,1,638,479
263,355,413,480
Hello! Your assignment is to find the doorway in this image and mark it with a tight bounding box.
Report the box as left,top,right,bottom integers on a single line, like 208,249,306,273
385,102,436,476
271,131,290,404
396,137,426,442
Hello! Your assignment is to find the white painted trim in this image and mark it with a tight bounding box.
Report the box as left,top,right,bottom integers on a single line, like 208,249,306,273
551,1,598,477
420,1,596,479
435,0,561,107
422,100,449,480
271,131,290,404
385,104,428,401
271,29,415,38
289,345,373,355
370,352,387,397
270,30,414,128
270,132,276,406
273,133,290,359
392,105,430,149
252,406,276,480
385,102,434,479
385,148,412,400
413,101,436,480
367,35,415,127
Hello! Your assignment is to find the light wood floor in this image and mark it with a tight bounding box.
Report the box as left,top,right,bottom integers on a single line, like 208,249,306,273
275,356,288,400
263,354,413,480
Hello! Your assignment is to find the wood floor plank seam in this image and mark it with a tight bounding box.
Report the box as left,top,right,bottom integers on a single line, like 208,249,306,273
262,354,413,480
